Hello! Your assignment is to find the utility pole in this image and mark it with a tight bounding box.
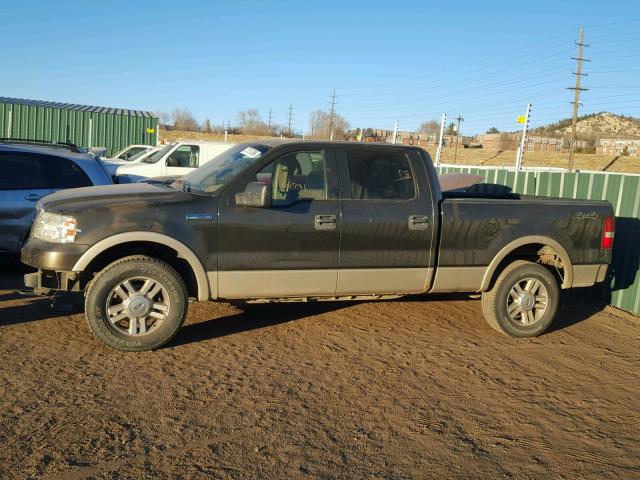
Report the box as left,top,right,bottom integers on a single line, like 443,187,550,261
267,108,273,129
515,102,532,172
287,103,294,137
567,27,590,172
435,113,446,166
328,89,337,140
453,115,464,164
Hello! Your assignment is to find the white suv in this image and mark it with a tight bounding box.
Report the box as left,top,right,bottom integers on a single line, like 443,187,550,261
115,141,234,182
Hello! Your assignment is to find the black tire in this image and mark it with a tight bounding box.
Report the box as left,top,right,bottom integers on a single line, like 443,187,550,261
85,255,188,351
481,260,559,338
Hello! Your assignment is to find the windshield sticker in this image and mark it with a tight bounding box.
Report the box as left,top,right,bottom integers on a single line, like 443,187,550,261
240,147,262,158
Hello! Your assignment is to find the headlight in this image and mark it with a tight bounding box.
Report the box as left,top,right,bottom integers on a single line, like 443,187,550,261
32,211,79,243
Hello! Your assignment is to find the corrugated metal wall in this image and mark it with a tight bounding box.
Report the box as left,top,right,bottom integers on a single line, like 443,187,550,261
0,102,158,156
437,164,640,315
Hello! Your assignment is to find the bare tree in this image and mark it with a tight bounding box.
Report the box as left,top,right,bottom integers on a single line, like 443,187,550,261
237,109,271,135
308,110,350,139
156,111,174,128
418,119,440,135
172,108,199,131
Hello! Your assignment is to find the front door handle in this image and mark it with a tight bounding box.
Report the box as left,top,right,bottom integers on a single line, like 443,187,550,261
315,214,337,231
24,194,44,202
408,215,430,230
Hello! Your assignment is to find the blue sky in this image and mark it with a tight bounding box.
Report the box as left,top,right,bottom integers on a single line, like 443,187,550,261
2,0,640,135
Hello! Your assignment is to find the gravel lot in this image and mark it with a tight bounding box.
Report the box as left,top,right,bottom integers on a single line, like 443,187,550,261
1,257,639,479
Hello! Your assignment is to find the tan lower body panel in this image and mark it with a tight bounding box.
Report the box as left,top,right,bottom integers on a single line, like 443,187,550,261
213,267,434,299
336,268,432,295
217,269,338,299
430,266,486,292
572,264,608,287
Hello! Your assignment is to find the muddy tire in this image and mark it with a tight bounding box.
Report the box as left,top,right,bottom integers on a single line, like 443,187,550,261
481,260,559,338
85,256,188,351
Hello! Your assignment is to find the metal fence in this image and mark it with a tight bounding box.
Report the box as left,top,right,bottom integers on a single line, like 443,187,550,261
437,164,640,315
0,98,158,156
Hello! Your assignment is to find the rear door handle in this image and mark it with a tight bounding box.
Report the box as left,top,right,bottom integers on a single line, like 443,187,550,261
315,214,337,231
408,215,430,230
24,194,44,202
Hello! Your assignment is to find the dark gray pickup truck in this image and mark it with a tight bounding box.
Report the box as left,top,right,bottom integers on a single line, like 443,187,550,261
21,141,615,351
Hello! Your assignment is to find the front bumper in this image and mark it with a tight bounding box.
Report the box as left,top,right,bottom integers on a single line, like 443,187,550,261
21,238,89,271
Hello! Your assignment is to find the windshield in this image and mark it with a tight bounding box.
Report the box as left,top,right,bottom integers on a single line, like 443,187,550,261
127,148,158,162
175,143,271,194
142,143,175,163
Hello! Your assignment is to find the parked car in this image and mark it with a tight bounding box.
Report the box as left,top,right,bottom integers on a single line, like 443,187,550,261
104,144,156,162
100,146,164,176
0,139,112,253
22,142,614,351
115,141,235,182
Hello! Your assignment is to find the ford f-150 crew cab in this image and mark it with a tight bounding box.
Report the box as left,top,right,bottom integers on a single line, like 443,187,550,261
21,141,615,351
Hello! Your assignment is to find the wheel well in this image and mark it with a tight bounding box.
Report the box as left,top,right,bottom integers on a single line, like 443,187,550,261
81,241,199,298
487,243,567,290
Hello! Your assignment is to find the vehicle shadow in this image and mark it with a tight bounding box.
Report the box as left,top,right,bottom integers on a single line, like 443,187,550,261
549,289,609,333
169,301,356,348
0,255,84,326
405,289,608,333
170,288,607,348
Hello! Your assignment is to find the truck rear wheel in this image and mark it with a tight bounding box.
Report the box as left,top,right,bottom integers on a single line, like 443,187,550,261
481,260,559,337
85,256,188,351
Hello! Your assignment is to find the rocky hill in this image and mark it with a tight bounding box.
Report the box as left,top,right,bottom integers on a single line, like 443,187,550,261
533,112,640,139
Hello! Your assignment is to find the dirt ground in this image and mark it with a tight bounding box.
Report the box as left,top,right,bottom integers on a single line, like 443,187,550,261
1,258,639,479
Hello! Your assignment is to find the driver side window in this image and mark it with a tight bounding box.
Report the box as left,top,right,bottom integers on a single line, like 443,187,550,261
166,145,199,168
254,149,327,204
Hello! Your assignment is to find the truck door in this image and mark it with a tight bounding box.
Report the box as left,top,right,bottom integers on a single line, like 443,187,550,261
335,146,437,295
217,145,340,298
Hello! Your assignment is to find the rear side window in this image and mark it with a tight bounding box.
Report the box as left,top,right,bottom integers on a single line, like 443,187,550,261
346,149,416,200
46,157,92,189
0,152,49,190
0,152,92,190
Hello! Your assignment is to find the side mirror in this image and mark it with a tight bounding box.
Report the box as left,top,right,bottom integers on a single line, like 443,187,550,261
236,182,272,208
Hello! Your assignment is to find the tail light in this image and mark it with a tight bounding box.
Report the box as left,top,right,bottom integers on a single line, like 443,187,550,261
601,216,615,249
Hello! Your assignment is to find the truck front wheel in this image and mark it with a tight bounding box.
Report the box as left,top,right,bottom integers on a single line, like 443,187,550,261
85,256,188,351
481,260,559,337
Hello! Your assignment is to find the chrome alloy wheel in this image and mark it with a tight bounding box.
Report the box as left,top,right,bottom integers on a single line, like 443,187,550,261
105,277,170,336
506,277,548,325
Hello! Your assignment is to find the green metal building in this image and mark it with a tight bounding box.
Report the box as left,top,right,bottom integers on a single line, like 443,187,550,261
0,97,158,156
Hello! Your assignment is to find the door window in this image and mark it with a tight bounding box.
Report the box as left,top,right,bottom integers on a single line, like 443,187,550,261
254,149,327,204
0,153,48,190
346,149,416,200
166,145,199,168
